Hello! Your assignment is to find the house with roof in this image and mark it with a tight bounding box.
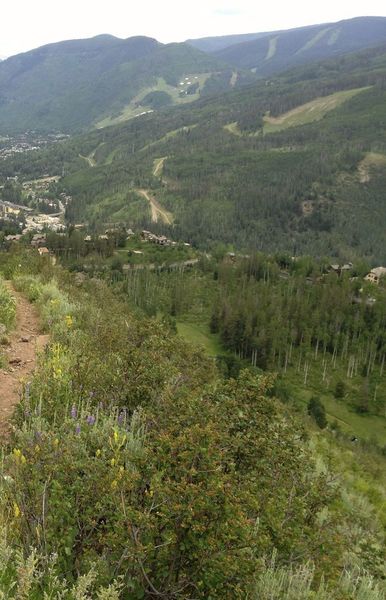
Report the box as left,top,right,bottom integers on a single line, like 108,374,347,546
365,267,386,284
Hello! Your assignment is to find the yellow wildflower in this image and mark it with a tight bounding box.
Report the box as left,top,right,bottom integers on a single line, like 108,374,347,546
13,448,21,460
13,502,20,518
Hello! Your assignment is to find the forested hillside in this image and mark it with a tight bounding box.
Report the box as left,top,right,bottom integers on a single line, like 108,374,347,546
212,17,386,75
0,36,253,133
3,42,386,261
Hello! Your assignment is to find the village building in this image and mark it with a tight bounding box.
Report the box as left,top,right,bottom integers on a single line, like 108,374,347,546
365,267,386,284
4,234,22,243
327,262,353,276
31,233,47,247
141,230,172,246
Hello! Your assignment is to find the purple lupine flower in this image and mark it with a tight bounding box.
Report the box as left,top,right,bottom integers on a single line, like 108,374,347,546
75,424,81,435
86,415,96,426
70,405,77,419
118,411,125,425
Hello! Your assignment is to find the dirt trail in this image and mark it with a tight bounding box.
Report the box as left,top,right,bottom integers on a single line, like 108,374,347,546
0,283,49,436
153,157,167,178
137,189,173,225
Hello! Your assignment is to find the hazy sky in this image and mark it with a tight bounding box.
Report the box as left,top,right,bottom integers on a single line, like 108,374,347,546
2,0,386,57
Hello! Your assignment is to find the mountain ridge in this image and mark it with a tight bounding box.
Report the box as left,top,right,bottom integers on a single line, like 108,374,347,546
212,16,386,75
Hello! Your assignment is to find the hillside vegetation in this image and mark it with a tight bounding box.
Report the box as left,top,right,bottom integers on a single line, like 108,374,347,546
0,250,384,597
3,41,386,261
213,16,386,76
0,36,253,133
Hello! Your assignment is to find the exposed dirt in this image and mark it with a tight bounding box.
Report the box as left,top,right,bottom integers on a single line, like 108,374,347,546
0,283,49,437
137,189,173,225
153,157,167,178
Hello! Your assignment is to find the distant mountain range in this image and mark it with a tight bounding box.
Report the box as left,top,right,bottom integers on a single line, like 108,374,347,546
1,16,386,134
193,17,386,75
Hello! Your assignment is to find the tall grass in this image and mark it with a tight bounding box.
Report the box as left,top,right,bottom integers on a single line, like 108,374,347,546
0,277,16,331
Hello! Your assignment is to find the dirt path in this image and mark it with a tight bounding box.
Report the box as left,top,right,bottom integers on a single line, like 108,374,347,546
153,157,167,178
137,189,173,225
0,283,49,436
79,152,96,167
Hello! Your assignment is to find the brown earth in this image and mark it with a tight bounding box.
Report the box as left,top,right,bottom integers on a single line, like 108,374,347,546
0,282,49,437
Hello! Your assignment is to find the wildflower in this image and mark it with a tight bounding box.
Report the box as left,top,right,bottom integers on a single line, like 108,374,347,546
111,480,118,490
75,424,81,435
65,314,73,328
70,405,77,419
111,458,116,467
53,438,59,447
13,449,22,460
118,411,126,425
86,415,96,426
96,449,101,457
13,502,21,518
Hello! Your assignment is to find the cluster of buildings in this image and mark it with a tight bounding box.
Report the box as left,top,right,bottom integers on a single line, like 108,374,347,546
0,199,32,218
0,133,69,160
326,262,386,285
23,213,65,234
140,229,190,247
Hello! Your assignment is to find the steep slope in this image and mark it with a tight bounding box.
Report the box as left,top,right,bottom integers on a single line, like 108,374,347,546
0,36,231,133
214,17,386,75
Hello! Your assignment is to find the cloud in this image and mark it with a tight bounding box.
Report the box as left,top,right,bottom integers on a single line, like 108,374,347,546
214,7,244,16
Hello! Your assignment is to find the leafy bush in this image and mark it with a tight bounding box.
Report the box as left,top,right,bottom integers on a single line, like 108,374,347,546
308,396,328,429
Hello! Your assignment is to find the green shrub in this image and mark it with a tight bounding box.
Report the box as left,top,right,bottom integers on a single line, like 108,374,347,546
308,396,328,429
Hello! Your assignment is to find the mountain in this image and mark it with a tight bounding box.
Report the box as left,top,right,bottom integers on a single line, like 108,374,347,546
187,32,270,53
3,39,386,262
0,35,248,133
212,17,386,75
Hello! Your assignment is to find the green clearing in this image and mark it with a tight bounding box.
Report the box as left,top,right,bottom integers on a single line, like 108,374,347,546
293,384,386,445
95,75,211,129
358,152,386,182
296,27,332,54
140,124,198,152
263,87,370,133
266,37,278,60
285,366,386,445
223,122,260,137
177,321,223,357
